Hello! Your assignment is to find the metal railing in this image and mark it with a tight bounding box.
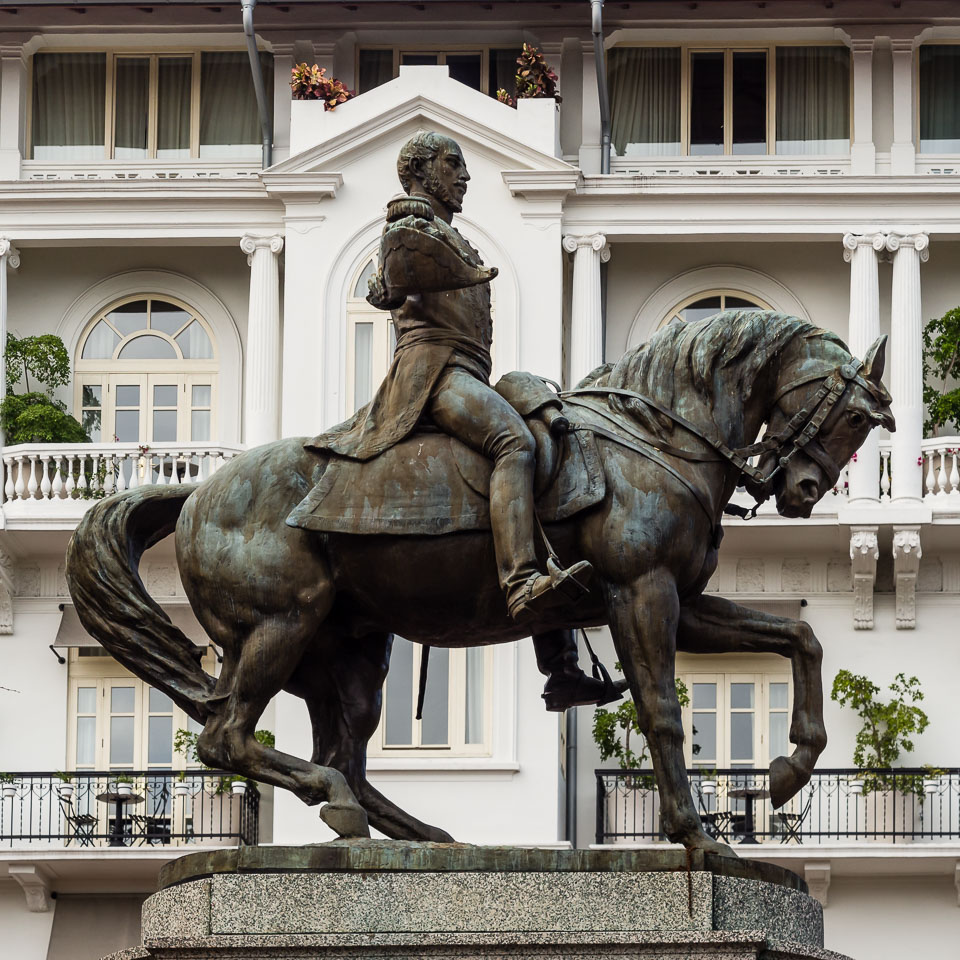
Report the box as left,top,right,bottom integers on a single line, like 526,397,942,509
0,771,259,848
596,768,960,845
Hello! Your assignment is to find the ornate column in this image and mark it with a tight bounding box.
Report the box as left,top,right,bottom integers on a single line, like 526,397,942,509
886,232,929,504
0,238,21,451
241,234,284,448
843,232,886,504
563,233,610,387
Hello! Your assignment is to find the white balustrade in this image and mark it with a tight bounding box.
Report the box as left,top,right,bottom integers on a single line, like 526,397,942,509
921,439,960,499
0,443,244,510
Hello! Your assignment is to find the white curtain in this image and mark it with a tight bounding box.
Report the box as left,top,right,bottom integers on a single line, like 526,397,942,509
775,47,850,155
32,53,106,161
157,57,192,159
465,647,485,745
608,48,681,157
114,58,149,160
199,52,272,160
919,45,960,153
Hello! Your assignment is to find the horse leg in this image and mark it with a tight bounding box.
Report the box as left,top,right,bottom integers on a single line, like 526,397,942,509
290,633,456,842
196,615,369,839
605,571,735,857
677,593,827,808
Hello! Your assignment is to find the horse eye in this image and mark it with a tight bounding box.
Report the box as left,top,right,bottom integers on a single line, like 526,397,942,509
848,411,865,427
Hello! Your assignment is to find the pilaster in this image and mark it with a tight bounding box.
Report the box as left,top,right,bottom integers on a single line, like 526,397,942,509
563,233,610,387
240,234,285,448
270,42,296,166
892,525,922,630
848,39,876,176
0,44,27,181
849,527,878,630
579,40,602,174
890,39,917,176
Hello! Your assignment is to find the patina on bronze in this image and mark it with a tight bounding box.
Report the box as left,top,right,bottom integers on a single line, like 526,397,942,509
66,135,895,856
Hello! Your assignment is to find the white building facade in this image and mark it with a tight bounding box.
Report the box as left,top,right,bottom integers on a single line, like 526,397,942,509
1,1,959,958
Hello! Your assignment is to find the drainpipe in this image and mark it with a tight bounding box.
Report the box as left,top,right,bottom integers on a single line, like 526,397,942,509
590,0,611,174
241,0,273,169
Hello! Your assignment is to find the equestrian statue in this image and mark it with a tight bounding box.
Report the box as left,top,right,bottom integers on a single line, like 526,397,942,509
66,133,895,856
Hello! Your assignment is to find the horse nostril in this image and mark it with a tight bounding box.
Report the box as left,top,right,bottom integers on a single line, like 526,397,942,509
800,479,818,502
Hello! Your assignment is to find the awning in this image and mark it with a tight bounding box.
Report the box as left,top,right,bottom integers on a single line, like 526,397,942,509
54,602,209,648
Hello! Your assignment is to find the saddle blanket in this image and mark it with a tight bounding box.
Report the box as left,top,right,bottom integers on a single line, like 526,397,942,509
286,429,605,536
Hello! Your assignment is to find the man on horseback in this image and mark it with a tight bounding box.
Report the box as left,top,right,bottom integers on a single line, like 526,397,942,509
306,132,614,711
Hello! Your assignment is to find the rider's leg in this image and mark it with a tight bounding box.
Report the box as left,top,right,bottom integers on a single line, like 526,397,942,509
534,628,627,711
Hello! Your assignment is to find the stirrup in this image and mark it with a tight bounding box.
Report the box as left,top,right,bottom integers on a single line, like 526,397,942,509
507,560,593,621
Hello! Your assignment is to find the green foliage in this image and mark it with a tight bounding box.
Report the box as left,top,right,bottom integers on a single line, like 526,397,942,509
0,772,15,784
922,307,960,436
54,771,73,783
6,334,71,395
496,43,561,108
831,670,930,796
290,63,354,109
0,392,89,444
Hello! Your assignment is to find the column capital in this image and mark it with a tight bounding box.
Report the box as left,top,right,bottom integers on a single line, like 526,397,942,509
885,231,929,261
562,233,610,261
241,234,284,264
0,238,20,269
842,231,886,259
271,43,297,59
890,38,918,56
847,37,876,55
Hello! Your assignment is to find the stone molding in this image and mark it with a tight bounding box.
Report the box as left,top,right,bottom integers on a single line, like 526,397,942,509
892,525,922,629
9,864,52,912
241,233,285,266
804,861,831,907
849,527,879,630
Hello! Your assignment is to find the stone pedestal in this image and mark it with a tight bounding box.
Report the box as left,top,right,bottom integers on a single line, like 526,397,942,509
105,842,850,960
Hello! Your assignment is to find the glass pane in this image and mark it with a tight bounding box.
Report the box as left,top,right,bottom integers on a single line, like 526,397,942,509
770,682,789,709
115,410,140,442
489,48,520,101
148,715,173,764
116,385,140,407
77,686,96,714
608,47,681,156
465,647,485,745
353,258,378,298
82,321,121,359
107,301,149,337
919,46,960,152
731,683,755,709
690,52,724,155
149,687,173,712
730,712,754,760
692,711,716,760
199,52,272,158
110,716,135,764
76,716,96,766
732,51,767,154
111,686,135,713
192,384,211,407
31,53,106,161
152,409,177,442
420,646,449,746
82,409,102,443
692,682,717,709
354,322,374,410
191,410,211,442
175,322,213,359
153,384,178,407
81,384,102,406
114,58,150,160
157,57,192,159
679,296,723,324
724,295,761,309
384,636,413,746
769,711,789,759
775,46,850,155
151,301,192,336
447,54,482,91
118,335,178,360
358,49,394,93
401,53,440,66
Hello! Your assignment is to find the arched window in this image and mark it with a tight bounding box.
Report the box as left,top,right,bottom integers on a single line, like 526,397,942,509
661,290,771,328
75,296,218,445
346,254,396,415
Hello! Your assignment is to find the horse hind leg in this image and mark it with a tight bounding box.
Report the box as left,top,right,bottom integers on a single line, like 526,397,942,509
196,613,369,839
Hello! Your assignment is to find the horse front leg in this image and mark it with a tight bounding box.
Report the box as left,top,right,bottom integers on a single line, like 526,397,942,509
605,571,735,858
677,593,828,808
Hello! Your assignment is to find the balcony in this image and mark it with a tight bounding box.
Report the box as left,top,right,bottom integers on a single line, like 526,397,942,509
0,771,259,849
595,768,960,846
1,442,244,528
609,156,850,178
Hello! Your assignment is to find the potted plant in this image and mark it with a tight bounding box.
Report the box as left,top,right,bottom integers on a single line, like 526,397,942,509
698,769,718,796
496,44,561,107
112,775,134,797
0,773,17,800
290,63,354,110
230,778,248,797
55,771,74,800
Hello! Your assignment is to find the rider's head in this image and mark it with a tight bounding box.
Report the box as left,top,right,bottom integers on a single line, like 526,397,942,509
397,133,470,220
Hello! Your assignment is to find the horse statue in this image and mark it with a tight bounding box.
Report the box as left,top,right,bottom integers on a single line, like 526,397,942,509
66,310,894,857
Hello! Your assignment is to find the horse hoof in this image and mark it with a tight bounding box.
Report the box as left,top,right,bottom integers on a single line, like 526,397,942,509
320,802,370,838
690,836,739,860
769,755,808,808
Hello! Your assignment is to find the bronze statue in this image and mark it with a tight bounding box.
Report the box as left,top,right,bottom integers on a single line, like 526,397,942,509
66,135,895,856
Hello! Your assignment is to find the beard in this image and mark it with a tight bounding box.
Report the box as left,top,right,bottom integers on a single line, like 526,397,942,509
423,171,463,212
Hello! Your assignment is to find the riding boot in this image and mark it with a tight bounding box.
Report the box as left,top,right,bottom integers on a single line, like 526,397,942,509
489,450,592,621
534,629,628,712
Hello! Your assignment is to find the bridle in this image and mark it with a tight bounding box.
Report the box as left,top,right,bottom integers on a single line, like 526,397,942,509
560,358,886,523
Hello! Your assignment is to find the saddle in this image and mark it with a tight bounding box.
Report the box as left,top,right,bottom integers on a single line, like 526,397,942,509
286,372,606,536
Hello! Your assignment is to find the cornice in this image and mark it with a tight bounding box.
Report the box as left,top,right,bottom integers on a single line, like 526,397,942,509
260,171,344,200
501,169,580,202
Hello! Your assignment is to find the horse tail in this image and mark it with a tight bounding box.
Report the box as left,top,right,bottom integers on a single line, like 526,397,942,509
65,485,216,724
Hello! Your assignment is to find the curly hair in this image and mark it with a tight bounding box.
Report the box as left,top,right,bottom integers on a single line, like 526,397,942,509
396,132,456,193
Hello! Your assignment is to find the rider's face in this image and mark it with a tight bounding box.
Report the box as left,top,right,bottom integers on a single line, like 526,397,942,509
420,144,470,213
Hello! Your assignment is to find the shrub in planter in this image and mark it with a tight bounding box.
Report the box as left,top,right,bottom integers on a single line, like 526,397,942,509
496,44,561,108
922,306,960,436
290,63,354,110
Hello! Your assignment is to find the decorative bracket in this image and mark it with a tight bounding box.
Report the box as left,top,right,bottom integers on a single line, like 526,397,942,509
9,864,53,912
804,861,831,907
849,527,878,630
892,525,922,630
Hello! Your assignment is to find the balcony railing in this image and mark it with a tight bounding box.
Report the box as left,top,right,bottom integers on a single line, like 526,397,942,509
596,768,960,845
0,771,259,848
609,156,850,177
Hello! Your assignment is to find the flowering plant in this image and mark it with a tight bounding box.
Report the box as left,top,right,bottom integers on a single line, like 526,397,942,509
290,63,354,110
496,44,561,108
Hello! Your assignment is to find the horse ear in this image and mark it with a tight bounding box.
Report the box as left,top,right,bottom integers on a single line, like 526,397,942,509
861,335,887,385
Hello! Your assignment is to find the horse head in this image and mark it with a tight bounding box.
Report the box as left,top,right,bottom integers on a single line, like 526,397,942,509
754,332,896,518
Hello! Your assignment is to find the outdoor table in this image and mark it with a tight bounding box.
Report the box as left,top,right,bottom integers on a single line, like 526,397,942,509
727,785,770,843
95,791,144,847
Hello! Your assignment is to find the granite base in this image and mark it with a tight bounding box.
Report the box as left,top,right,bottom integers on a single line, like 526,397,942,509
104,842,852,960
